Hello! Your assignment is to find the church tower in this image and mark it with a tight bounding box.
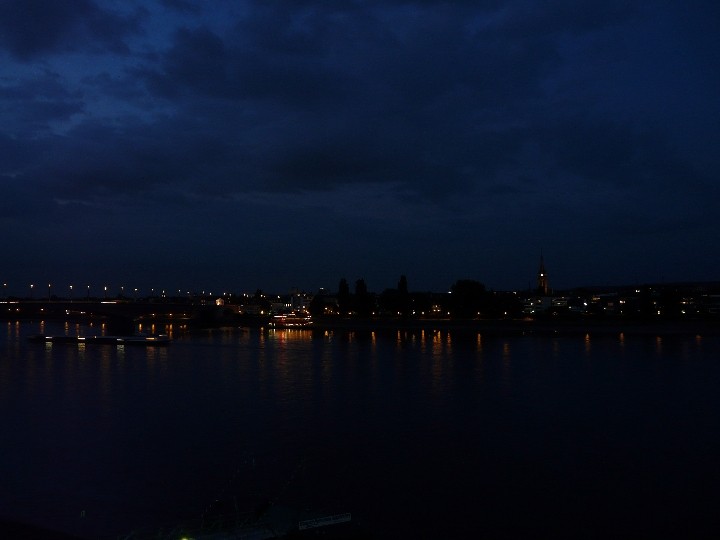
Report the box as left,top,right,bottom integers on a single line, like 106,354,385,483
537,252,549,295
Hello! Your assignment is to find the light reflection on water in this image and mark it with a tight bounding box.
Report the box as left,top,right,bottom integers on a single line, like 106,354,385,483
0,322,719,539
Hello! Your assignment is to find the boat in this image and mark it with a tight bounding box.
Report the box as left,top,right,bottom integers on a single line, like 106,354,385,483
27,334,171,346
268,311,313,328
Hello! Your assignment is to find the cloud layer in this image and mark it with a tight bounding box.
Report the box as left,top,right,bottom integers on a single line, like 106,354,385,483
1,0,718,293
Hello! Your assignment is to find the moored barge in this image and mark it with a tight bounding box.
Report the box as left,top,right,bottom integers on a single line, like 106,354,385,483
27,334,171,346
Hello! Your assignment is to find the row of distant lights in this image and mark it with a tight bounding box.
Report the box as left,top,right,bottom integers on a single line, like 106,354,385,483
4,287,319,301
1,283,237,297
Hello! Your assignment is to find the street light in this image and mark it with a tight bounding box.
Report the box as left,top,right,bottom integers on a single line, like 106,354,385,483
69,285,73,302
104,285,107,299
30,284,34,299
48,283,51,301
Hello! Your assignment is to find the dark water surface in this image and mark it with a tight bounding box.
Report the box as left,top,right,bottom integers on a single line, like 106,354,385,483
2,321,720,539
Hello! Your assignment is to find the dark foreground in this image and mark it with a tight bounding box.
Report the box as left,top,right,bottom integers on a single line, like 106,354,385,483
0,520,85,540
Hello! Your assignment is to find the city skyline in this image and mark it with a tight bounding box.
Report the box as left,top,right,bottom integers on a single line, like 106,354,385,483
1,1,718,294
4,261,720,300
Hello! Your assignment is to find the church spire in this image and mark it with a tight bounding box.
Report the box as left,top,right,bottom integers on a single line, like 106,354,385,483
537,251,549,295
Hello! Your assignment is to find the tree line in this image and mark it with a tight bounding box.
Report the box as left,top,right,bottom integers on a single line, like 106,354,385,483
308,275,522,319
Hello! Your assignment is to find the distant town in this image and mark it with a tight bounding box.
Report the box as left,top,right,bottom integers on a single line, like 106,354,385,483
3,257,720,332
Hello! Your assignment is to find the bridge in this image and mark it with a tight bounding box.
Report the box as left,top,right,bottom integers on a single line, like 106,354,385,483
0,299,231,329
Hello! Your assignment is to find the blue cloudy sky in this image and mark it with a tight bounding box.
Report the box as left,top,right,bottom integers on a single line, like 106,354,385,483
1,0,718,295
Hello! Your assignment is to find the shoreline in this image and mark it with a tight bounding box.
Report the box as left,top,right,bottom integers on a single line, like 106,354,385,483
299,318,720,337
8,314,720,338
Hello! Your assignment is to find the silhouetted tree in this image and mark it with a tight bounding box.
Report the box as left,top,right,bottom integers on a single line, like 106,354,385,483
379,275,412,317
354,278,373,318
338,278,351,316
309,294,326,318
398,275,408,295
410,292,433,317
379,288,399,316
397,275,410,317
449,279,487,318
253,289,271,310
481,291,523,318
638,286,657,319
659,286,682,319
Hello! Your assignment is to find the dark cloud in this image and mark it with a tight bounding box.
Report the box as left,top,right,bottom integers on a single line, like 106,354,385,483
143,27,231,99
0,0,718,291
498,0,639,36
539,117,708,197
0,73,85,134
159,0,201,14
0,0,142,60
128,0,572,200
140,23,354,107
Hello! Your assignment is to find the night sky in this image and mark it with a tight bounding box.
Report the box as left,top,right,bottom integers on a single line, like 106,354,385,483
1,1,718,296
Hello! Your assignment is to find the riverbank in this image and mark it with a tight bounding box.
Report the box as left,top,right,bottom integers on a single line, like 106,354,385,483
304,317,720,337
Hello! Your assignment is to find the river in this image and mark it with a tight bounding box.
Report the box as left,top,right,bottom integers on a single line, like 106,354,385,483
1,321,720,538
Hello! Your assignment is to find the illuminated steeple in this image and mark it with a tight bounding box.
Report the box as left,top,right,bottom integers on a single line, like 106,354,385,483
537,251,549,295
